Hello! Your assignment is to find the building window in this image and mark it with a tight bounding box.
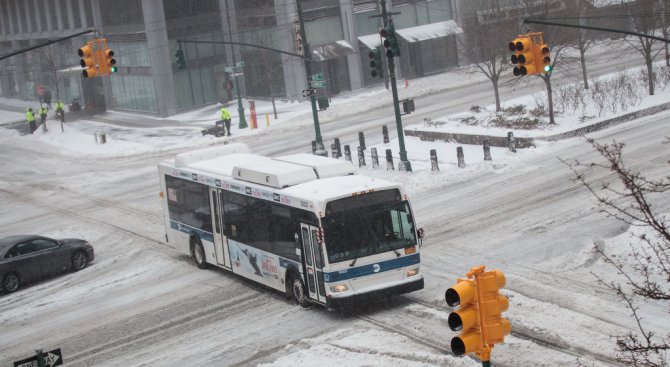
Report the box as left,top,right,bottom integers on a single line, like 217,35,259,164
110,75,157,113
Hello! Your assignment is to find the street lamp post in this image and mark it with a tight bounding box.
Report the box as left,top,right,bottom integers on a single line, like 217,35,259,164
297,0,326,156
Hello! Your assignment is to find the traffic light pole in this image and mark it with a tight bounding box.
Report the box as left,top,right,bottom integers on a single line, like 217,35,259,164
297,0,326,156
380,0,411,171
225,0,247,129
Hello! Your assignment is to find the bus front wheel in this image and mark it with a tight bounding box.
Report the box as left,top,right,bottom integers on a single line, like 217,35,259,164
289,274,309,308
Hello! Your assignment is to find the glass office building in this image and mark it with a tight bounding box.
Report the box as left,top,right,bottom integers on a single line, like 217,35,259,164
0,0,463,117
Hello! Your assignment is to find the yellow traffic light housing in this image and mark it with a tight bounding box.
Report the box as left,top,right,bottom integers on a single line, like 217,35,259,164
509,32,549,76
78,44,98,78
446,266,511,365
446,278,481,356
510,36,535,76
539,44,551,73
477,269,511,346
78,39,117,78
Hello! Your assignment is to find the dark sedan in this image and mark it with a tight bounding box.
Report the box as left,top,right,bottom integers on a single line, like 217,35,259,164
0,235,94,293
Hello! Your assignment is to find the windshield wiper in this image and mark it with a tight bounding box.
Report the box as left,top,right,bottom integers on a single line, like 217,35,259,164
350,257,358,267
391,247,401,257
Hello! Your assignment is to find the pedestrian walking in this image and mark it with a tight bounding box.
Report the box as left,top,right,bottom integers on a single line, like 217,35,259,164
220,106,232,136
38,106,48,132
55,100,65,123
26,108,36,134
44,90,52,110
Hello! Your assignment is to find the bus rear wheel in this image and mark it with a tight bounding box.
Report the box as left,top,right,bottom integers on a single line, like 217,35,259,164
191,239,207,269
289,274,309,308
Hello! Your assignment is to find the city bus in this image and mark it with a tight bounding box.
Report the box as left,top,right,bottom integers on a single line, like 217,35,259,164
157,143,424,308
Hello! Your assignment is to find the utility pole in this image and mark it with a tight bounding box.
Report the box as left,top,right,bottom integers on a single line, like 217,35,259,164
380,0,411,171
225,0,247,129
296,0,326,156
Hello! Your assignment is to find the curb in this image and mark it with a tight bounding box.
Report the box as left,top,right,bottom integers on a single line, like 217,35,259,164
404,100,670,148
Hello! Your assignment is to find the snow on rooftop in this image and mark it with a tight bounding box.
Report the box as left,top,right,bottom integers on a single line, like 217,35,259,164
396,20,463,43
358,34,381,50
280,174,399,208
186,153,269,177
591,0,635,7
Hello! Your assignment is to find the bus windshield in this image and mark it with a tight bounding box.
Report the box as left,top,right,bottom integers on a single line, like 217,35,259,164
322,191,417,264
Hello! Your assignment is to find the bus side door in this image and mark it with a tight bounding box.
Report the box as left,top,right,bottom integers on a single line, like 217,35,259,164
300,224,326,304
210,188,231,269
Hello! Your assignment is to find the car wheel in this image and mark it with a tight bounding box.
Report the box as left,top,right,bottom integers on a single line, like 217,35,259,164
71,251,88,272
290,274,309,308
191,239,207,269
2,273,20,293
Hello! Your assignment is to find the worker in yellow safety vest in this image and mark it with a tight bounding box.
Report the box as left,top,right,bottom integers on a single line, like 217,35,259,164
220,107,232,136
26,108,36,134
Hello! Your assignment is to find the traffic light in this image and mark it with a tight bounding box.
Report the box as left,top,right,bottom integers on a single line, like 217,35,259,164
509,36,535,76
476,269,511,346
446,266,511,364
102,48,117,74
380,25,400,58
446,276,481,357
368,47,383,78
78,44,98,78
175,48,186,70
539,44,551,74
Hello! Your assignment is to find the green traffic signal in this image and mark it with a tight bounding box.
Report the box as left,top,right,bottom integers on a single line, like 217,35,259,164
544,65,552,73
111,66,118,73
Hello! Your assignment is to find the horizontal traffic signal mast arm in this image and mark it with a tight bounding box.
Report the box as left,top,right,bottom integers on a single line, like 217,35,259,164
0,28,95,62
177,39,304,58
524,18,670,43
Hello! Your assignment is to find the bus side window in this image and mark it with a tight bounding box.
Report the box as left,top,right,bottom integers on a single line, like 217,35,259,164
302,228,313,267
311,229,324,268
212,193,220,234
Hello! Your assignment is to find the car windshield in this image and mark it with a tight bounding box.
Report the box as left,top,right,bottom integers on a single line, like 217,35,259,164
322,191,416,264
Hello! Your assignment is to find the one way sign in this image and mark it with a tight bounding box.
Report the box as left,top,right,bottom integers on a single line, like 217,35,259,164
14,348,63,367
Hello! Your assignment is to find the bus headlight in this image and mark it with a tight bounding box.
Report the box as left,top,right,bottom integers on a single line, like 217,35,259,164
330,284,348,292
406,268,419,277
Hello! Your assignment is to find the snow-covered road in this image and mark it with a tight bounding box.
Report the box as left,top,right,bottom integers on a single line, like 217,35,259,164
0,104,667,366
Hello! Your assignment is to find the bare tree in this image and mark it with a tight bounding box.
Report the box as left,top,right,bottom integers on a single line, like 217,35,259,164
624,0,665,95
459,0,517,112
565,138,670,367
573,0,598,89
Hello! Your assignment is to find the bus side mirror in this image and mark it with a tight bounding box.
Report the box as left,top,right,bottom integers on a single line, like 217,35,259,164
417,227,424,247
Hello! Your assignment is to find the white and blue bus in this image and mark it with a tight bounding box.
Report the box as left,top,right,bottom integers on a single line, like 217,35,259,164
158,143,424,308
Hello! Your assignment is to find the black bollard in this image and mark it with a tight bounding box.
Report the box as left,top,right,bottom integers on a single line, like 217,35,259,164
385,149,394,170
457,147,465,168
371,148,379,168
483,139,492,161
344,145,352,163
382,125,390,144
357,146,366,167
358,131,366,150
507,132,516,153
430,149,439,171
311,140,317,154
334,137,342,158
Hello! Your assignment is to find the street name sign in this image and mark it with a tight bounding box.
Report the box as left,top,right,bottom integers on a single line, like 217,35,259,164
14,348,63,367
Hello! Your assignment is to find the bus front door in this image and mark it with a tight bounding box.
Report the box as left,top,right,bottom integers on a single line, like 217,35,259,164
300,224,326,304
210,188,231,269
